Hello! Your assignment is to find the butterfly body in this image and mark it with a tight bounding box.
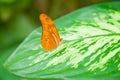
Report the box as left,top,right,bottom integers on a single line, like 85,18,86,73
39,13,61,51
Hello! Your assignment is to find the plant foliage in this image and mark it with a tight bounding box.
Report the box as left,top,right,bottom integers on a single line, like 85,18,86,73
4,1,120,80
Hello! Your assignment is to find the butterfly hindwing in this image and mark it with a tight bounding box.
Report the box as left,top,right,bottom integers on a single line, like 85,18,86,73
41,31,56,50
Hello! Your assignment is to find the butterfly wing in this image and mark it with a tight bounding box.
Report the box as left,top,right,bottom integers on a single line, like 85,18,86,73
41,31,57,50
39,13,61,51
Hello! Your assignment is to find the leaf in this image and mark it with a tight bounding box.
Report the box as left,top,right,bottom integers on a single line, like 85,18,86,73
4,1,120,80
0,46,27,80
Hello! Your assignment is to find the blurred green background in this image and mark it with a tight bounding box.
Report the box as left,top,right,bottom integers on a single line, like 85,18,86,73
0,0,119,80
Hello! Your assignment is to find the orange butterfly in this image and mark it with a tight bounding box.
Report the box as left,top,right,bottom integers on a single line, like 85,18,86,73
39,13,61,51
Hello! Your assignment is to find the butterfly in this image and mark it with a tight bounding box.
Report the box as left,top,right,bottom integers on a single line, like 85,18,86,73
39,13,61,51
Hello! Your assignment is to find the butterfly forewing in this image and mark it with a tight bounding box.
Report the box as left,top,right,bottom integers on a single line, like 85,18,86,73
39,13,61,51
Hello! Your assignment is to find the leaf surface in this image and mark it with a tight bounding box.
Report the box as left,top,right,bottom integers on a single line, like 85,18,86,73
4,1,120,80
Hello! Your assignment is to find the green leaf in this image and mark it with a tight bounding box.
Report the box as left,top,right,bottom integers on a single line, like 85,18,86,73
4,1,120,80
0,46,27,80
